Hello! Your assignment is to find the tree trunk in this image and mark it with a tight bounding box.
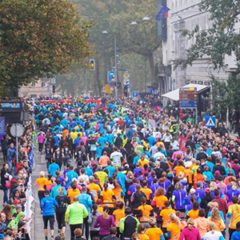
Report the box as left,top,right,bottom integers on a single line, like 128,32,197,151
6,82,19,97
95,57,102,97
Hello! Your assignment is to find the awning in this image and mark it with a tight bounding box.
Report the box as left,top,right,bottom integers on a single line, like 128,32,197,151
162,84,209,101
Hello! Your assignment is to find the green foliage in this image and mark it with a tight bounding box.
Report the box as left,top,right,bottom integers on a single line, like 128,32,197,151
174,0,240,122
0,0,91,95
74,0,160,89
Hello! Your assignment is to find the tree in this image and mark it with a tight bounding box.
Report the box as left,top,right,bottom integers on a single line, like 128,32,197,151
174,0,240,126
115,0,161,85
0,0,91,96
75,0,160,92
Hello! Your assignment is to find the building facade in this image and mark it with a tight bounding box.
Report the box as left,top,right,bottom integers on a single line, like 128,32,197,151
159,0,238,92
19,79,60,98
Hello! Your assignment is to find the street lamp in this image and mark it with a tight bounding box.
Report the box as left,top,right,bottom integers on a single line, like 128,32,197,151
102,30,118,98
142,16,151,21
129,17,150,93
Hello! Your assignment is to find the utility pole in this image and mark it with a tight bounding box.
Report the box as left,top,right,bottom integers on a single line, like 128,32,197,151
114,35,118,98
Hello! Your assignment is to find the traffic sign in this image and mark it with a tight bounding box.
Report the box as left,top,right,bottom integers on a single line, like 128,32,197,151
150,89,158,95
124,72,129,79
205,116,216,128
50,77,56,85
10,123,24,137
124,79,129,85
132,91,138,98
104,84,112,94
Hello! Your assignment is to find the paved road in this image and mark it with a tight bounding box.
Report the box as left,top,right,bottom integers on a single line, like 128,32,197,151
31,151,71,240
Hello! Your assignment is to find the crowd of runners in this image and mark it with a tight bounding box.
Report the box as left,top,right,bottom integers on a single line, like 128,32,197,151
30,97,240,239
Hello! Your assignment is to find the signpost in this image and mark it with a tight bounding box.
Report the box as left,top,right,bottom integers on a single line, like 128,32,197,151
132,91,139,99
179,87,198,123
205,116,216,128
107,71,115,83
10,123,24,164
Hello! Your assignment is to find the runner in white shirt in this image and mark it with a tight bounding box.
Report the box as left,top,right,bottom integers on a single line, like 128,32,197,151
110,147,123,168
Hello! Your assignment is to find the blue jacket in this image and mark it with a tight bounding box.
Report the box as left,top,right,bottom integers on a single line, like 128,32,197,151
158,178,171,193
226,188,240,202
48,163,60,177
50,185,67,199
66,170,78,188
231,231,240,240
172,189,186,210
41,196,58,216
84,167,93,177
7,148,15,161
78,193,93,214
104,166,115,177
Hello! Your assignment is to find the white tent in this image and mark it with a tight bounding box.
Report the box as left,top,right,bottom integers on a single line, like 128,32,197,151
161,84,209,101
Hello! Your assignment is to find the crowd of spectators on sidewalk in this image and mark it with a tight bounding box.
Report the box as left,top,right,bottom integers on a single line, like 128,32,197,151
0,121,34,240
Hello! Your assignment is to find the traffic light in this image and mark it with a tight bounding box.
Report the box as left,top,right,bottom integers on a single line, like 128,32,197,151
124,85,128,97
52,85,55,94
89,59,95,70
108,71,115,82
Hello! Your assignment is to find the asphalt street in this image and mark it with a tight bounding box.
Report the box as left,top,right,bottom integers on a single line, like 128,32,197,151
31,151,71,240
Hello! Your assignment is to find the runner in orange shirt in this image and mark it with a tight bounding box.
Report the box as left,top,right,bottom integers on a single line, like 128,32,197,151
138,155,149,169
187,201,199,219
137,197,153,223
100,183,116,208
67,181,81,203
174,160,186,177
145,219,164,240
113,201,125,228
140,180,152,203
160,201,176,232
62,128,69,140
152,187,168,210
34,171,48,202
99,151,110,168
88,176,101,201
112,182,123,202
166,213,181,240
137,224,150,240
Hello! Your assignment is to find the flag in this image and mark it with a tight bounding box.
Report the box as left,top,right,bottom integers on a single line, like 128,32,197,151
155,6,170,21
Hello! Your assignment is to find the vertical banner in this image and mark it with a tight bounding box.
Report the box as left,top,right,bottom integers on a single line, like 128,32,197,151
0,118,5,151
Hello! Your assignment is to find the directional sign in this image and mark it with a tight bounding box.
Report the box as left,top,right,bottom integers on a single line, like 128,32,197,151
132,91,139,98
179,100,197,108
179,87,197,109
205,116,216,128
